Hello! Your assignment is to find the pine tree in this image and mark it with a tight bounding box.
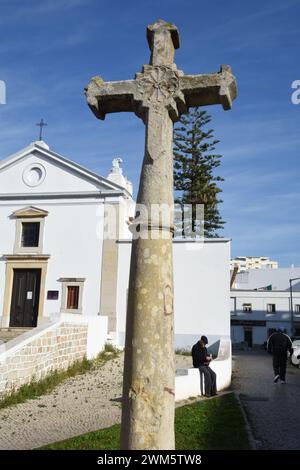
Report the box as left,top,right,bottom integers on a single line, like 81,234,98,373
173,108,225,238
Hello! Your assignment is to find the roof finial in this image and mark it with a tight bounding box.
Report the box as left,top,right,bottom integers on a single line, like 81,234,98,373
112,157,123,174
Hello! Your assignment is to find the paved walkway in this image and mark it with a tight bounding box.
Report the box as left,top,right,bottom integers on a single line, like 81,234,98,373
0,353,192,450
232,350,300,450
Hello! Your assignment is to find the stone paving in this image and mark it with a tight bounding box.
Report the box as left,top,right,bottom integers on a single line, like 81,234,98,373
232,350,300,450
0,328,31,344
0,353,192,450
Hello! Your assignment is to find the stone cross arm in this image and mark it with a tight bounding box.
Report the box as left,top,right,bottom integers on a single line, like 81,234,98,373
85,65,237,122
180,65,237,111
85,77,136,120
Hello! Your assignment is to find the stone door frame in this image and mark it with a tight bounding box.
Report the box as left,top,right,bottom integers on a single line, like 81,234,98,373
1,255,49,328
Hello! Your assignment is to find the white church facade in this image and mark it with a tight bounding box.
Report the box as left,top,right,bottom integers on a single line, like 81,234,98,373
0,140,231,347
0,141,232,397
0,140,133,332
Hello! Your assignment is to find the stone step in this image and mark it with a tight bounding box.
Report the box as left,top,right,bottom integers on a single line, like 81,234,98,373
0,328,32,344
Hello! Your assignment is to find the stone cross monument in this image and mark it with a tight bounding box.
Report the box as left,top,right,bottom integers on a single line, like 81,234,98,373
85,19,237,450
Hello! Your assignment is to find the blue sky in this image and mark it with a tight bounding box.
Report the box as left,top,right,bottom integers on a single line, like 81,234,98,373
0,0,300,266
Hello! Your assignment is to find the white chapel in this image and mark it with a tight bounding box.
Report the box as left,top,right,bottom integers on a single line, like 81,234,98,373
0,140,134,332
0,141,232,397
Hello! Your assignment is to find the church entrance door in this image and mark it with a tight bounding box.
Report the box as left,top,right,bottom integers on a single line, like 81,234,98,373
10,269,41,327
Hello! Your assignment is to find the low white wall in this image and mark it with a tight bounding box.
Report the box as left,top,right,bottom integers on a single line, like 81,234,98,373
175,339,232,401
56,314,108,360
0,314,108,397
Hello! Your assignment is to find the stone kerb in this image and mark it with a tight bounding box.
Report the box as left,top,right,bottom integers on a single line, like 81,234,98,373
175,338,232,401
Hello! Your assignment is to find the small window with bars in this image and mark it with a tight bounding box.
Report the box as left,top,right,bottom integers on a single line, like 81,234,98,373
21,222,40,247
243,303,252,312
295,304,300,313
67,286,80,310
267,303,276,313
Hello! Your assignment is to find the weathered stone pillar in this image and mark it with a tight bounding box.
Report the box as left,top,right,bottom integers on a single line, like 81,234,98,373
85,19,237,450
121,105,175,449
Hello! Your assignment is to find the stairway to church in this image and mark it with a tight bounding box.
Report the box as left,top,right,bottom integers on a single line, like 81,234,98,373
0,328,32,345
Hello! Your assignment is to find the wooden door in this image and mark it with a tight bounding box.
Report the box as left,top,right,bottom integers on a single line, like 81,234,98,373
9,269,41,327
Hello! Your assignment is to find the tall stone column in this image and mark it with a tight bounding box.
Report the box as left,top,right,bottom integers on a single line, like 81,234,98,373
121,105,175,449
85,19,237,450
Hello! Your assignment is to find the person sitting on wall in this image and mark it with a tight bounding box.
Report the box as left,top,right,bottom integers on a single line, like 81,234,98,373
192,335,217,397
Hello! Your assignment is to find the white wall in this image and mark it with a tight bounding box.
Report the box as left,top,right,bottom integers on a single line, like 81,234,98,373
231,291,300,317
41,200,104,318
0,199,104,322
235,267,300,291
232,291,300,320
173,240,230,348
0,153,102,194
116,239,231,349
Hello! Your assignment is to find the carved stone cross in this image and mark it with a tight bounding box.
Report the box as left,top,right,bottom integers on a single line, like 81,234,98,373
85,19,237,450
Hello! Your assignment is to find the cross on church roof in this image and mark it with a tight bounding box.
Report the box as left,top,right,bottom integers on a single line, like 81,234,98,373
36,118,47,141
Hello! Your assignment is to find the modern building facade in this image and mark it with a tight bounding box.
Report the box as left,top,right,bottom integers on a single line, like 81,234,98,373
230,256,278,273
231,267,300,346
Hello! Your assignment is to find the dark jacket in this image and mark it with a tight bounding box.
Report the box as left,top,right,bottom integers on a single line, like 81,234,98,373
192,341,208,367
267,332,293,357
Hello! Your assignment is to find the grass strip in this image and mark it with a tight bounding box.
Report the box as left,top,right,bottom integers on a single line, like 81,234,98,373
40,393,250,450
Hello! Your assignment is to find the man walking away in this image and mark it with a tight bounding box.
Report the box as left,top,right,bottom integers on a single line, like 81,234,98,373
192,335,217,397
267,328,293,384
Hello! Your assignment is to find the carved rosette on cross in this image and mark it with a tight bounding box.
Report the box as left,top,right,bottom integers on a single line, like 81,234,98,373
85,19,237,451
136,65,183,114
